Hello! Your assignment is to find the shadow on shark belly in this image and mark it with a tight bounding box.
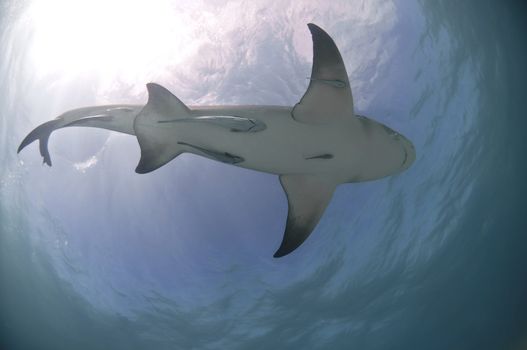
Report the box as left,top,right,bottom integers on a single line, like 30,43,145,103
17,23,415,258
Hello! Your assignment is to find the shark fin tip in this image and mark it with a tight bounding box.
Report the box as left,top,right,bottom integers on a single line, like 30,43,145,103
273,244,293,258
135,164,149,174
273,251,285,258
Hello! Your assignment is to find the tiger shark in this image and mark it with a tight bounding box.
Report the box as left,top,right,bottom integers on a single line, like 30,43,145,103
18,23,415,257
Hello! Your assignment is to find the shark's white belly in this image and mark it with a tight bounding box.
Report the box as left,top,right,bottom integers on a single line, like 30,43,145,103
167,106,409,183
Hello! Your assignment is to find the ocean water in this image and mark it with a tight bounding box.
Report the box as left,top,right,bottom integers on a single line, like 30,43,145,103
1,0,526,349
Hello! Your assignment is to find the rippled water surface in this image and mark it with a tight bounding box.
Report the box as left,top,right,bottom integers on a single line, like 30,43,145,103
1,1,526,349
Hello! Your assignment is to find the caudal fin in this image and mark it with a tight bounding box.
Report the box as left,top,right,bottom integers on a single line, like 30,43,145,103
134,83,191,173
17,105,141,166
17,119,63,166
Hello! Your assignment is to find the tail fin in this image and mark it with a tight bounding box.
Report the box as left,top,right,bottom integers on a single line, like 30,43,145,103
17,119,63,166
17,105,140,166
134,83,191,173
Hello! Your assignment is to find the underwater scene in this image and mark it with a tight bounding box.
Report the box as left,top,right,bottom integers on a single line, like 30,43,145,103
1,0,526,349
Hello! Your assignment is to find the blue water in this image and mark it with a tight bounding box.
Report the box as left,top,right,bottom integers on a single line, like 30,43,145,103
1,0,526,349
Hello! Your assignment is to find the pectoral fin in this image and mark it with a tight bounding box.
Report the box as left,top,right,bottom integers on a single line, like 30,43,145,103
274,174,336,257
292,23,354,124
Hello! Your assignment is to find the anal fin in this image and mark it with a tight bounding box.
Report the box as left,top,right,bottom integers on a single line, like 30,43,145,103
274,174,336,257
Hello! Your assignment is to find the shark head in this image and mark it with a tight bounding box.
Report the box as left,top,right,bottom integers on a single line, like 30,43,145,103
348,115,416,182
397,132,416,172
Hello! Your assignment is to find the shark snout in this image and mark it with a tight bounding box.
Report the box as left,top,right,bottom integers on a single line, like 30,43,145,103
379,122,415,172
398,134,416,171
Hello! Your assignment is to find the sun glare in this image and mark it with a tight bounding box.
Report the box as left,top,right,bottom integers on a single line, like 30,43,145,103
28,0,194,81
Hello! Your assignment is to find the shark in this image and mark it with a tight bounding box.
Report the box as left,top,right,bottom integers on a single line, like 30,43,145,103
18,23,415,257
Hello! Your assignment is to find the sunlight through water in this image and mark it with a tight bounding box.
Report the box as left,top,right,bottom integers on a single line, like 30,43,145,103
28,0,194,81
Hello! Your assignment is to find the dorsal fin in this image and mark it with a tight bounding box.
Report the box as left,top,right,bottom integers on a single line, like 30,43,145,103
134,83,191,173
292,23,354,124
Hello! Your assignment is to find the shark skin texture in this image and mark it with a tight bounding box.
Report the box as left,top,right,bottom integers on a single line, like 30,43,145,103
18,23,415,258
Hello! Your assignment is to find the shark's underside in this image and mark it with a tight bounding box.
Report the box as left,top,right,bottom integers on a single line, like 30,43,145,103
18,24,415,257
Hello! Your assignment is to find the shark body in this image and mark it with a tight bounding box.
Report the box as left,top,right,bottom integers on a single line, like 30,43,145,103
18,24,415,257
